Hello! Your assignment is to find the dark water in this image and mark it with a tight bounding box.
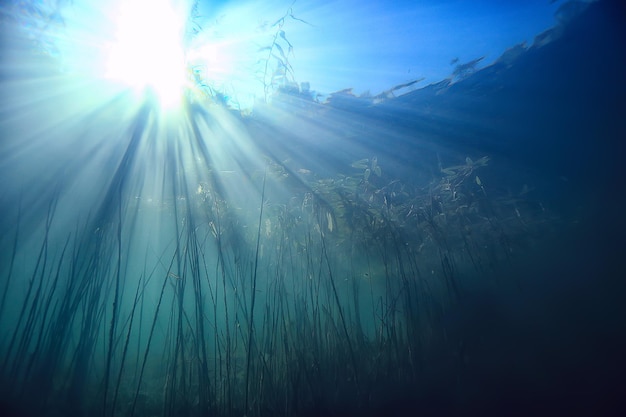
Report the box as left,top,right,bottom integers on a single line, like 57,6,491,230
1,2,625,416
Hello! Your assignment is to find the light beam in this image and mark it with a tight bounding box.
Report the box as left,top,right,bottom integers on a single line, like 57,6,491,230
105,0,188,108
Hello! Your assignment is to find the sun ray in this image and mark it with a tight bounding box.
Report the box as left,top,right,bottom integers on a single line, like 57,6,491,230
104,0,189,108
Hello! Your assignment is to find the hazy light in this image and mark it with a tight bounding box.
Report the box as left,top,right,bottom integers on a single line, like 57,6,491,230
105,0,188,108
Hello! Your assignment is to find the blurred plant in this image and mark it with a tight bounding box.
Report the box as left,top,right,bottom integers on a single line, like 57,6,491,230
255,1,311,101
351,156,382,182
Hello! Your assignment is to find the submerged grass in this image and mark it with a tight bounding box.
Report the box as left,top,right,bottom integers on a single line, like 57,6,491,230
0,103,559,417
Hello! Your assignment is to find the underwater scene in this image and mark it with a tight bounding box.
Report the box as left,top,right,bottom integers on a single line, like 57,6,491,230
0,0,625,416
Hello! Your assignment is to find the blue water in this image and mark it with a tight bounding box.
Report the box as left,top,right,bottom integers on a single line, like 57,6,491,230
0,1,625,416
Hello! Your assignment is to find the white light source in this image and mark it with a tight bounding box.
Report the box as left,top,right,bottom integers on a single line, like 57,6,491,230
105,0,187,108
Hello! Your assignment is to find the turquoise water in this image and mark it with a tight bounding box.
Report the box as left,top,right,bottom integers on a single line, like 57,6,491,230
0,1,625,416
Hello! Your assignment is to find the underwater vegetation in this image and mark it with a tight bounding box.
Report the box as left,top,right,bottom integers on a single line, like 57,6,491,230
0,94,602,417
0,133,556,417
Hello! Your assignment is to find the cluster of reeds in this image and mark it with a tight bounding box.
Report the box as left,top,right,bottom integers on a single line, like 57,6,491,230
0,102,556,417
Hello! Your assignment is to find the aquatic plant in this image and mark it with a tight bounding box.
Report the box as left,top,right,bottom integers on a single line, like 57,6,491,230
0,126,558,416
255,1,311,101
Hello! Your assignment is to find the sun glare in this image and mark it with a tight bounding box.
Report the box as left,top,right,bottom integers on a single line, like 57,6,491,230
105,0,188,108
